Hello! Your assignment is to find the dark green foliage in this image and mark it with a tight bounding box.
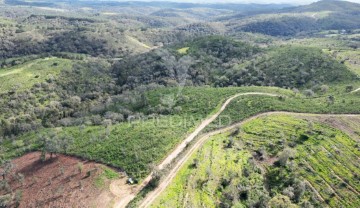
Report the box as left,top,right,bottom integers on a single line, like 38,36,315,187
0,3,360,205
240,1,360,36
232,46,356,88
0,29,116,60
241,14,360,37
242,16,317,36
210,92,360,133
0,60,117,136
113,36,260,88
265,166,296,195
187,36,260,61
114,37,354,90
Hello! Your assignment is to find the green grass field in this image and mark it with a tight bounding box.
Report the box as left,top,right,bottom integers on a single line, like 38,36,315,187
152,115,360,207
209,91,360,131
0,58,73,93
177,47,190,54
288,38,353,50
152,133,255,208
0,17,15,25
323,49,360,76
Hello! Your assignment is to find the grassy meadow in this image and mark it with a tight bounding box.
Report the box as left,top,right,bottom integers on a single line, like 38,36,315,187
0,57,73,93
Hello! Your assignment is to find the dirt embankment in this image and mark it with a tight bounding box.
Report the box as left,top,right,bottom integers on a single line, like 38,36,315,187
0,152,115,208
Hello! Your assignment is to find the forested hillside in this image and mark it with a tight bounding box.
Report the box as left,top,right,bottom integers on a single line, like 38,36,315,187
113,37,356,89
0,33,358,148
0,0,360,207
228,0,360,36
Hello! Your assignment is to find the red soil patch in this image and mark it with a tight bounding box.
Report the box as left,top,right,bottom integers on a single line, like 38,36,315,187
0,152,114,208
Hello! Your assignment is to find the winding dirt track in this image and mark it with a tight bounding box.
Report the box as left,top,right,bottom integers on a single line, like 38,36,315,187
114,90,360,208
352,87,360,93
112,92,279,208
138,112,360,208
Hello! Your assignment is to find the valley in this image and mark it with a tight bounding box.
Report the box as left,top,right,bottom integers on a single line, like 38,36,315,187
0,0,359,207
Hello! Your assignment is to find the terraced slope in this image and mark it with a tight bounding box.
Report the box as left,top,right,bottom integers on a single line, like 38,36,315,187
127,88,360,207
151,114,360,208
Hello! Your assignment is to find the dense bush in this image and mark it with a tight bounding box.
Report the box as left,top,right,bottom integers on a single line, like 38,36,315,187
241,16,318,36
112,36,260,88
115,39,356,90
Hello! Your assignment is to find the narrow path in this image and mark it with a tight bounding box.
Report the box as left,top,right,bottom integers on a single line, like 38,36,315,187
157,92,278,170
112,92,279,208
352,87,360,93
139,112,360,207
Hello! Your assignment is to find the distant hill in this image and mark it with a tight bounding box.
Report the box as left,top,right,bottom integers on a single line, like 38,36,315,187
237,0,360,36
4,0,291,12
241,16,317,37
286,0,360,12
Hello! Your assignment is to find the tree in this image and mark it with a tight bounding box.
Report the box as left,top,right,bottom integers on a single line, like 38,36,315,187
15,190,23,207
346,85,354,92
282,186,295,200
327,95,335,105
293,88,300,95
225,137,235,148
0,194,11,207
268,195,297,208
1,161,14,180
59,134,74,154
39,132,60,160
300,200,314,208
45,133,60,159
293,179,306,202
277,148,295,167
15,173,25,186
304,89,315,97
148,165,162,188
0,180,11,193
320,85,329,93
77,162,84,174
191,158,199,169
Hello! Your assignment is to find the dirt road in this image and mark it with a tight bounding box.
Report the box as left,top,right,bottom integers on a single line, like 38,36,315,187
114,89,360,208
139,112,360,207
352,87,360,93
112,92,279,208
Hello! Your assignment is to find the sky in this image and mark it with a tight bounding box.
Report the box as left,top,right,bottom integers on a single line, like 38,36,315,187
117,0,360,5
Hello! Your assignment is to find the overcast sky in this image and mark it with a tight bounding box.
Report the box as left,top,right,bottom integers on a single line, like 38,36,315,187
126,0,360,5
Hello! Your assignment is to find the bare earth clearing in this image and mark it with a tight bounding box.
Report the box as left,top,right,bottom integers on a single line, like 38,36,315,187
0,152,115,208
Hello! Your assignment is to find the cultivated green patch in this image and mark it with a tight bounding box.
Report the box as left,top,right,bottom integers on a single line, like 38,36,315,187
153,115,360,207
323,49,360,76
210,91,360,131
0,57,73,93
177,47,189,54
